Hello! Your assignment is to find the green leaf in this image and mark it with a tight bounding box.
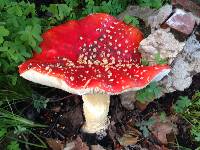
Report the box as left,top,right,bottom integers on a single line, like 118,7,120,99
32,93,49,112
7,141,20,150
154,53,167,65
10,75,18,85
23,3,36,16
14,126,27,134
140,126,149,137
0,128,7,138
136,82,162,103
57,4,72,20
0,26,9,36
173,96,191,114
18,24,42,50
7,4,23,16
141,58,149,66
32,25,42,42
0,37,4,44
151,0,163,9
160,112,166,122
136,117,156,137
124,15,140,27
0,46,8,52
136,0,163,9
191,127,200,142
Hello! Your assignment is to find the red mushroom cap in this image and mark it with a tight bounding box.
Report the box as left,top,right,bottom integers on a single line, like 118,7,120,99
19,13,170,95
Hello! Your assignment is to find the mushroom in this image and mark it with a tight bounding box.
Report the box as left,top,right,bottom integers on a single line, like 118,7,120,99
18,13,170,134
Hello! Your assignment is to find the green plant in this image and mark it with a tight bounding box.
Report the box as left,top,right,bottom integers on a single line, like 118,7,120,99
140,58,149,66
82,0,129,17
7,141,20,150
173,93,200,146
136,117,156,137
41,0,130,26
123,15,140,27
0,1,43,86
154,53,168,65
41,3,75,25
0,76,32,103
136,82,162,103
159,111,166,122
32,93,49,112
0,108,47,148
136,0,166,9
173,96,191,114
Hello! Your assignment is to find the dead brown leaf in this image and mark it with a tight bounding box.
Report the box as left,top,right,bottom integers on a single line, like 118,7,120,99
118,126,140,147
46,138,64,150
144,140,170,150
91,145,106,150
148,114,178,144
135,101,149,111
64,136,89,150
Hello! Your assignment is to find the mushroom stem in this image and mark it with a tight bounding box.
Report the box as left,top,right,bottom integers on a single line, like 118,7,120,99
82,94,110,133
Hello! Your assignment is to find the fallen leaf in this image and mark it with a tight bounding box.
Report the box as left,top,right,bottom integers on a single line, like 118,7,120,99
144,139,170,150
51,106,61,112
135,101,149,111
91,144,106,150
118,126,140,146
64,136,89,150
46,138,64,150
148,114,178,144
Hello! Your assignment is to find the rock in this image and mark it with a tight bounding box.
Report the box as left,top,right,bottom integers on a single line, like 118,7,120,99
160,34,200,93
148,5,173,32
139,29,200,94
170,59,192,91
160,58,192,92
117,5,157,25
172,0,200,18
183,34,200,73
195,24,200,41
139,29,185,65
120,91,136,110
165,9,196,35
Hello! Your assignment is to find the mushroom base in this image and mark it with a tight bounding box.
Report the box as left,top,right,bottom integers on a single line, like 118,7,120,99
82,94,110,133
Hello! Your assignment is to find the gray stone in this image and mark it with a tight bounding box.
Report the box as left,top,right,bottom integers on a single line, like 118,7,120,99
183,34,200,73
139,29,185,65
139,32,200,94
171,58,192,91
117,5,157,25
160,34,200,93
